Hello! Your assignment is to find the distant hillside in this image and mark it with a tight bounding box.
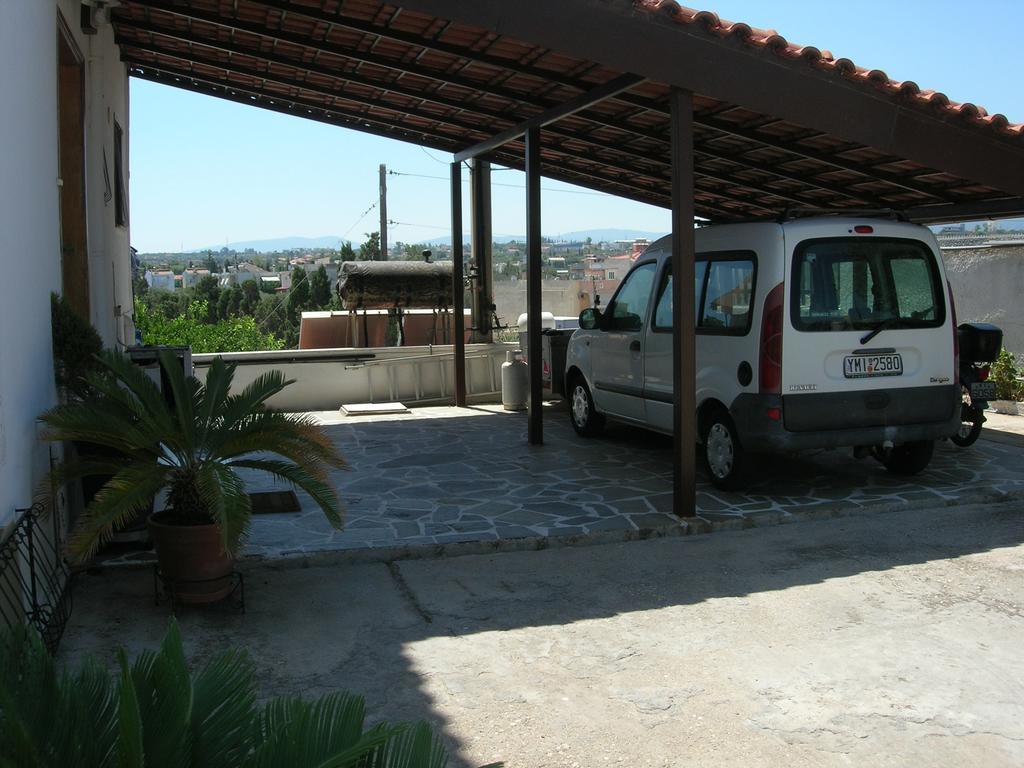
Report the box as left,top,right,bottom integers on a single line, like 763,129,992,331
183,228,669,252
425,228,666,246
190,235,346,253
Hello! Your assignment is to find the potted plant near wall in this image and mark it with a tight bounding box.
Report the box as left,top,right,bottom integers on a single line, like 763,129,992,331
40,349,346,601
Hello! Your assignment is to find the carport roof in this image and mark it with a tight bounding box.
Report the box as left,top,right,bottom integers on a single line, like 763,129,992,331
112,0,1024,223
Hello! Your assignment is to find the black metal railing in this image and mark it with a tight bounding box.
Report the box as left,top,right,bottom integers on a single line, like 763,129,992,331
0,503,73,654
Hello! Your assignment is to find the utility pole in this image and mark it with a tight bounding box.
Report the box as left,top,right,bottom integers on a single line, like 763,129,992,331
379,163,388,261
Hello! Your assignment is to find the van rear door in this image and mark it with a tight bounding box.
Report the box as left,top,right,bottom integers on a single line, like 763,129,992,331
781,229,955,432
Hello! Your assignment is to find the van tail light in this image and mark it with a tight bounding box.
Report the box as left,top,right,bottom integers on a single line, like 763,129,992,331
759,282,785,394
979,366,990,381
947,280,958,385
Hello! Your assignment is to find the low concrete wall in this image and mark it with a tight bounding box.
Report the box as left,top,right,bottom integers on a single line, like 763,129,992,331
943,246,1024,359
192,344,512,412
493,278,619,328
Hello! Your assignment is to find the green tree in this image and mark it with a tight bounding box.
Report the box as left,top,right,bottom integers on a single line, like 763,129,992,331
204,252,217,273
191,275,221,323
401,242,427,260
309,265,332,309
147,289,189,319
227,285,243,317
132,275,148,298
359,231,381,261
254,293,294,346
135,299,282,353
287,267,310,327
240,279,260,314
216,290,232,321
340,240,355,260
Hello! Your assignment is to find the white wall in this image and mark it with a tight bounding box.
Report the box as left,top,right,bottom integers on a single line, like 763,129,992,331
59,0,134,348
0,2,130,525
943,246,1024,360
0,1,61,525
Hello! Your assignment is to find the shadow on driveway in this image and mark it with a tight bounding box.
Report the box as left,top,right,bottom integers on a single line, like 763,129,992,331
62,498,1024,766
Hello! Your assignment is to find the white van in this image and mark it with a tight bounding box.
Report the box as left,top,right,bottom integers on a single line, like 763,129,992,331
564,215,961,489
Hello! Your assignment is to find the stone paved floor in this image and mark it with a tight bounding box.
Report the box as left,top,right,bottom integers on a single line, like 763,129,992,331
230,405,1024,560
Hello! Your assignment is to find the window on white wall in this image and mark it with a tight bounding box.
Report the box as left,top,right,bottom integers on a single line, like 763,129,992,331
114,121,127,227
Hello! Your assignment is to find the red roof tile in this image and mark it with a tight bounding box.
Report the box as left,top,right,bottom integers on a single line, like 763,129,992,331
634,0,1023,139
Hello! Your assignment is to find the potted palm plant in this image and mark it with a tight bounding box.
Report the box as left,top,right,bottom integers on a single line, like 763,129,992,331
40,349,346,601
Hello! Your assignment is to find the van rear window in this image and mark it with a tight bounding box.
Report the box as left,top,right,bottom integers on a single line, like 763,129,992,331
791,237,944,332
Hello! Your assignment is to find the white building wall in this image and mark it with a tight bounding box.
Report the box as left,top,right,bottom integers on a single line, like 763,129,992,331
58,0,134,348
943,246,1024,359
0,1,61,525
0,1,130,525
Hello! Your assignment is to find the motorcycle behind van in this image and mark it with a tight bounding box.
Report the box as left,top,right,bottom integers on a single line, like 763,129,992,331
951,323,1003,447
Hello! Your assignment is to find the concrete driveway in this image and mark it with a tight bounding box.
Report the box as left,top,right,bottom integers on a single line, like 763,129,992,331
63,499,1024,767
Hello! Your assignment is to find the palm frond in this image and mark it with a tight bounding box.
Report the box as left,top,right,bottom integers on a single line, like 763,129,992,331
91,350,177,436
362,722,450,768
1,622,474,768
39,400,158,456
126,621,193,768
116,648,145,768
228,459,344,530
248,693,398,768
64,660,120,767
0,624,54,768
195,462,252,553
214,369,293,437
214,412,347,472
191,647,257,766
195,356,235,447
157,349,200,458
67,463,170,562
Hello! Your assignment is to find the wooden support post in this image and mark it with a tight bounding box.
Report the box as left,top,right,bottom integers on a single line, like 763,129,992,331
451,161,467,407
670,88,697,517
525,127,543,445
470,159,493,342
379,163,388,260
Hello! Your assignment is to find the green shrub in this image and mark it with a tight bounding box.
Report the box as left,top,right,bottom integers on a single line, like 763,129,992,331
989,349,1024,402
0,620,501,768
50,292,105,401
135,299,282,353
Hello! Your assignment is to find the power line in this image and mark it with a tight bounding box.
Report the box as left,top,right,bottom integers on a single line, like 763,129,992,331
341,200,378,240
388,219,450,231
418,145,450,165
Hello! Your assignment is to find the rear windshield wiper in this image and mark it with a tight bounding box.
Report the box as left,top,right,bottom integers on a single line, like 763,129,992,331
859,317,898,345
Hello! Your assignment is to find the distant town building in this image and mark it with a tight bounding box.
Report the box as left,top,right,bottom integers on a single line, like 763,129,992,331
181,268,211,289
144,269,176,291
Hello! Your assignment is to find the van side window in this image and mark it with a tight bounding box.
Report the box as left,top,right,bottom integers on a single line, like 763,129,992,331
699,259,755,334
652,261,706,331
607,262,657,331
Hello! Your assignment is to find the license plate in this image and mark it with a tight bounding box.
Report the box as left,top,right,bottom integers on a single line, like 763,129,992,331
969,381,997,400
843,353,903,378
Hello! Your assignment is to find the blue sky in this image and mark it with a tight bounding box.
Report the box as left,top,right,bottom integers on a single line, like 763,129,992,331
128,0,1021,253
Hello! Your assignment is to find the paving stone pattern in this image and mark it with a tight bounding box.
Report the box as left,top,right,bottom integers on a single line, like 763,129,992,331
235,406,1024,559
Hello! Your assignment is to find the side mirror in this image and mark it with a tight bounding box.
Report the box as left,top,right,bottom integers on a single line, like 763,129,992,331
579,307,600,330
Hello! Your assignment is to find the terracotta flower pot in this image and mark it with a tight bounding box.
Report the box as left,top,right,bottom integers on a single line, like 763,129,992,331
148,512,235,604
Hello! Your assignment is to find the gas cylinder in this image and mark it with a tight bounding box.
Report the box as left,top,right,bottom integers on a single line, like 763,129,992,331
501,349,529,411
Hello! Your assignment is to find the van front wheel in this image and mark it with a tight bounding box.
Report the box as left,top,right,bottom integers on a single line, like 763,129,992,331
568,377,604,437
703,409,745,490
877,440,934,476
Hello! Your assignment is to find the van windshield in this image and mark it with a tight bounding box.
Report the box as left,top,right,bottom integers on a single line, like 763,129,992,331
791,237,944,332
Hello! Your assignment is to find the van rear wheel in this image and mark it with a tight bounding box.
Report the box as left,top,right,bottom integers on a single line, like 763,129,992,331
702,408,745,490
877,440,934,476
